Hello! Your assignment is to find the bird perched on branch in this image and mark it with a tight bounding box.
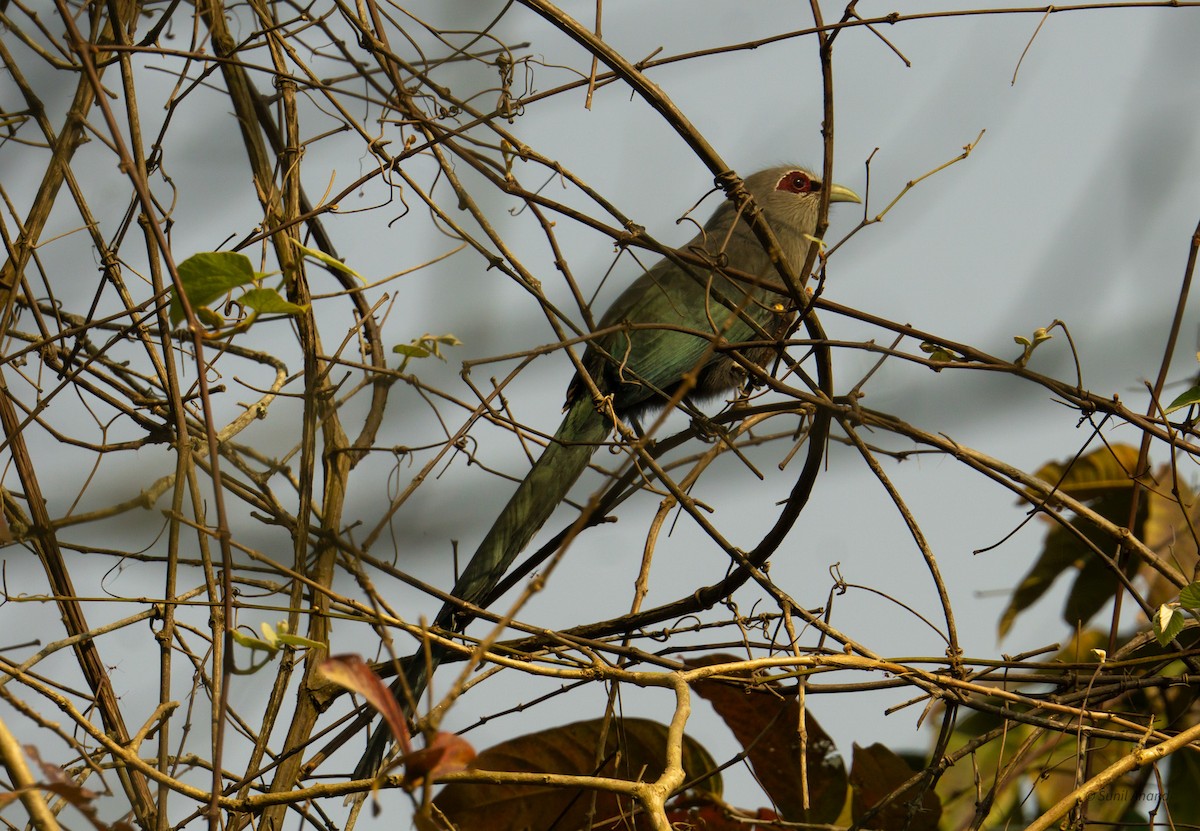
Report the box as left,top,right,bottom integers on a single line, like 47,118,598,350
355,164,859,777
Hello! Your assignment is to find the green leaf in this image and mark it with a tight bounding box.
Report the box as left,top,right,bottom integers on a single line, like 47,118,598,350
1167,744,1200,825
233,621,324,655
231,628,278,654
238,288,308,317
1014,326,1053,367
392,344,431,359
196,307,225,328
1180,582,1200,609
1000,444,1145,638
291,240,365,282
935,632,1146,830
920,340,957,359
425,333,463,350
275,633,326,650
170,252,258,326
267,620,325,650
1154,605,1184,646
1165,385,1200,415
1063,544,1138,631
393,333,463,370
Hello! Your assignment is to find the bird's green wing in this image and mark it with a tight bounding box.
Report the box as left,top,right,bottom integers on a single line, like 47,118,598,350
586,258,776,411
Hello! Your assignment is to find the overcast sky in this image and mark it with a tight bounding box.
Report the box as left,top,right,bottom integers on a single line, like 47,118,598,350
5,2,1200,826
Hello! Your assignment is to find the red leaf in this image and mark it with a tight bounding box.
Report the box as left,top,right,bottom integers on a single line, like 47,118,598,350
319,654,411,755
402,731,476,787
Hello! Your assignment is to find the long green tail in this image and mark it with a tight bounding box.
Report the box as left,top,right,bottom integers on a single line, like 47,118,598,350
441,395,611,619
355,395,611,777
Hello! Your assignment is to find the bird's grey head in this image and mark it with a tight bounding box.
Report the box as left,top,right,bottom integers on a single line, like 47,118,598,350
745,165,860,231
704,165,860,271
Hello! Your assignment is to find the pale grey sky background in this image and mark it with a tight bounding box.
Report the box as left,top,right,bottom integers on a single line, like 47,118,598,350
4,2,1200,826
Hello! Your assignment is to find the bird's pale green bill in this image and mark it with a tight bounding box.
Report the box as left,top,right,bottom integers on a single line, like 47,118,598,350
828,182,861,204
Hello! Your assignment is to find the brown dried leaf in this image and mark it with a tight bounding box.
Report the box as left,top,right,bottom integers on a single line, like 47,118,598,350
434,718,721,831
850,743,940,831
665,794,782,830
20,745,136,831
685,654,846,823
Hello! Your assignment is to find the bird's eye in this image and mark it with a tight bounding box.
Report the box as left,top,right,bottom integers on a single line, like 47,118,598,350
776,171,814,194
